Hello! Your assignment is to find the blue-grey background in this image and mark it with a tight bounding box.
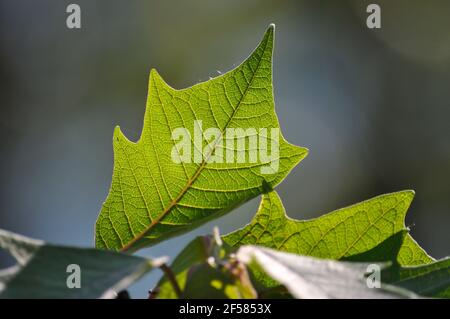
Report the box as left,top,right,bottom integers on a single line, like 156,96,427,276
1,0,449,298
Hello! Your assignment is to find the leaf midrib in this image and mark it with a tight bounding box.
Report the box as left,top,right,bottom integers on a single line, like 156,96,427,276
120,39,270,252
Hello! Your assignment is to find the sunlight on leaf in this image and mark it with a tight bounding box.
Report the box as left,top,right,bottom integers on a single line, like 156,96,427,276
223,190,433,265
95,24,307,252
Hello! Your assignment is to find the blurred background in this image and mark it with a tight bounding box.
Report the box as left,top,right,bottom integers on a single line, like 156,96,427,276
1,0,449,298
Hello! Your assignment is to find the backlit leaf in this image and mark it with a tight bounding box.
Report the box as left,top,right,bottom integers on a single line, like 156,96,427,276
223,190,433,265
95,24,307,252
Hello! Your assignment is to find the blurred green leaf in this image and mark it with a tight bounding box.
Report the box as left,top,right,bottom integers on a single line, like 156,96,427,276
95,24,307,252
235,245,416,299
181,262,256,299
154,236,215,298
0,229,162,299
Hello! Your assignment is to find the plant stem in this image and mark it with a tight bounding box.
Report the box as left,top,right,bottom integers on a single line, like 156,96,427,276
160,263,182,298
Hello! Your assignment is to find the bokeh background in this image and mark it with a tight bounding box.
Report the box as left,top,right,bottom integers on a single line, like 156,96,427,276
1,0,449,298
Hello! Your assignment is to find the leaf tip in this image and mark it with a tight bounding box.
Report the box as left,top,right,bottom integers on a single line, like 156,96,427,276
150,68,167,83
149,67,173,92
113,125,134,146
403,189,416,200
113,125,123,141
264,23,275,44
302,146,310,157
149,68,159,78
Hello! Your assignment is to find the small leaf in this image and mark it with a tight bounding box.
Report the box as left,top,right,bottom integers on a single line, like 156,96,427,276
235,245,416,299
223,190,433,266
154,236,215,298
182,262,256,299
165,231,256,299
95,24,307,252
0,229,162,299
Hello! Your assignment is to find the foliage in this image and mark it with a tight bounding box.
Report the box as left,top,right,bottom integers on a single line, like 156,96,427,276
0,229,161,298
95,24,306,253
0,24,448,299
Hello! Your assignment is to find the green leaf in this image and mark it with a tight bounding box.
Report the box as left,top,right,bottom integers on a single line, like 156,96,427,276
382,258,450,298
154,236,215,298
155,191,434,298
154,233,256,299
342,230,409,263
352,231,450,298
181,262,256,299
235,245,417,299
0,229,162,299
95,24,307,252
341,230,450,298
223,190,433,266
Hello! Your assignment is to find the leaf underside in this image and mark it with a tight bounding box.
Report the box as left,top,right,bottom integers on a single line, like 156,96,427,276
95,24,307,252
223,190,433,266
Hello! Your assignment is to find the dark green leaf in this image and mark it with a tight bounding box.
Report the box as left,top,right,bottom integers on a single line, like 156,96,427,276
0,229,162,299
